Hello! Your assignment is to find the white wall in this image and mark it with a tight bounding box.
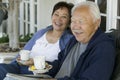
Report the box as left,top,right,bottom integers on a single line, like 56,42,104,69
2,0,8,3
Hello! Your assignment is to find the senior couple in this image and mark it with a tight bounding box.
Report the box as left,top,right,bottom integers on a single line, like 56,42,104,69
0,1,115,80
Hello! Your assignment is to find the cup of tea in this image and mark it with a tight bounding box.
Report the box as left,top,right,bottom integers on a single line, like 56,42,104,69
33,56,45,70
19,50,30,61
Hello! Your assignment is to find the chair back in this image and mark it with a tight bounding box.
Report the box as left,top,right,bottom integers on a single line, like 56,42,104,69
107,29,120,80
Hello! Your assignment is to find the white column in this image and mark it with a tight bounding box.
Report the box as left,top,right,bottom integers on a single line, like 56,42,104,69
37,0,41,30
19,1,24,35
106,0,112,31
30,0,34,33
25,2,27,35
106,0,117,31
111,0,117,29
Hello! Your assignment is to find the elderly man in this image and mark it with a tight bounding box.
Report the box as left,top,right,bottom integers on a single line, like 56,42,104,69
46,1,115,80
4,1,115,80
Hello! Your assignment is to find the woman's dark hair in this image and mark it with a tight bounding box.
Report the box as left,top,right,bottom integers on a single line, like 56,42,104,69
52,1,74,24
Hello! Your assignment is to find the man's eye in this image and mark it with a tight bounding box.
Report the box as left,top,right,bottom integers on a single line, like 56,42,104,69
79,20,86,24
79,20,83,23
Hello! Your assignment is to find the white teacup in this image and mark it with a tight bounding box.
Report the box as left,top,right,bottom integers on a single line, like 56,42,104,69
33,56,45,70
19,50,30,61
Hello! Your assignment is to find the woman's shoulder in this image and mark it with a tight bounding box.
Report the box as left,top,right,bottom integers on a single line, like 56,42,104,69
34,25,52,35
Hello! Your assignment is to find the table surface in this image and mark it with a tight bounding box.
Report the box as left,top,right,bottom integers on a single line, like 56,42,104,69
6,73,52,80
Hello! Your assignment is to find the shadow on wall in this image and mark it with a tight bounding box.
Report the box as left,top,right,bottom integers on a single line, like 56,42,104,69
0,2,8,25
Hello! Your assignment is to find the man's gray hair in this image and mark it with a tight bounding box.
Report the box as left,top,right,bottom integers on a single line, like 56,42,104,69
71,1,101,21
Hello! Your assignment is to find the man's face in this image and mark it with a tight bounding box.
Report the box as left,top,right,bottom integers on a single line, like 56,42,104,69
71,6,99,43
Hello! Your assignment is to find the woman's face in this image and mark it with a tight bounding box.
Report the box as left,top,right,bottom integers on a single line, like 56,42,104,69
52,7,69,31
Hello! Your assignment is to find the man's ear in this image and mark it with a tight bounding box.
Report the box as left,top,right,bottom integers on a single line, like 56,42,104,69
94,19,101,30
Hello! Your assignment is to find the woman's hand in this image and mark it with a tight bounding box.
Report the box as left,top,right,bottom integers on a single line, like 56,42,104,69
16,57,34,66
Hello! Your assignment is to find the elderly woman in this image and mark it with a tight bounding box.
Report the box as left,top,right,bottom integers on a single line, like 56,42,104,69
0,1,74,80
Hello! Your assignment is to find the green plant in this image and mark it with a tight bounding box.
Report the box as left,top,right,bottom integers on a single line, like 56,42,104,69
19,33,33,42
0,33,33,43
0,35,9,43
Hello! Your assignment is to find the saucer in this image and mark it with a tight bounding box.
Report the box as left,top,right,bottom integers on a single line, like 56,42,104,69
33,68,50,74
29,64,52,74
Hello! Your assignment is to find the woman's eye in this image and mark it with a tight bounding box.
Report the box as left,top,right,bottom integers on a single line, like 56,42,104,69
54,13,59,16
62,16,67,19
